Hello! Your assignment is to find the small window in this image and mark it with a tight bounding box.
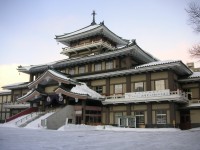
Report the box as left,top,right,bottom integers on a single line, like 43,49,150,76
69,68,75,75
135,111,145,124
155,80,165,90
79,66,85,74
106,61,113,70
94,86,103,94
156,110,167,124
134,82,146,92
115,84,123,94
95,63,102,71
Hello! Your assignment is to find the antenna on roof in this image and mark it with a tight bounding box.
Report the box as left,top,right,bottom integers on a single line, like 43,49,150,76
91,10,97,25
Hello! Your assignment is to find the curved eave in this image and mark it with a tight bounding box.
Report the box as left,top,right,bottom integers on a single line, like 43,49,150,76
17,90,41,103
178,77,200,83
28,70,79,89
55,24,128,46
18,44,157,74
55,87,88,99
75,62,192,80
2,82,29,90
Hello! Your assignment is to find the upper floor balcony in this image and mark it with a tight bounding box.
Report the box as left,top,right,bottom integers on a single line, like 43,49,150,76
103,89,190,105
188,100,200,107
3,102,30,109
61,39,115,55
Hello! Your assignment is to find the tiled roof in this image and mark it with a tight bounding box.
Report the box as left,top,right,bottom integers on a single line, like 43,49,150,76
135,60,181,69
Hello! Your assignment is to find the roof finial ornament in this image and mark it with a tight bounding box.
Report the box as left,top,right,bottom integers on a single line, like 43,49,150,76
91,10,97,25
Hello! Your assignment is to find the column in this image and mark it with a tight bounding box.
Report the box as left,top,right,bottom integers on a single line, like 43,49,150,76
106,78,110,96
126,75,131,93
147,103,152,127
168,71,174,91
106,106,110,124
82,100,86,124
170,103,176,127
125,56,132,69
146,73,151,91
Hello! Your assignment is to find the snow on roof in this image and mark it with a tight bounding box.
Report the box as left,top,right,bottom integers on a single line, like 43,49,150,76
48,69,70,80
135,60,181,69
188,72,200,78
2,82,29,89
71,83,103,99
0,90,11,95
56,24,100,38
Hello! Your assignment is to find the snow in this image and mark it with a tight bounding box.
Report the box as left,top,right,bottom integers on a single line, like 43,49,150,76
57,24,100,38
24,112,54,129
1,115,200,150
48,69,70,81
71,82,103,99
0,125,200,150
135,60,181,69
188,72,200,78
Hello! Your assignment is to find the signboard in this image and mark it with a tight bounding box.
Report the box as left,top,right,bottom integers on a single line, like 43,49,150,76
125,89,170,99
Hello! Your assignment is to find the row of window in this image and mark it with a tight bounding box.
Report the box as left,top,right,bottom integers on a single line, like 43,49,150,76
115,110,167,125
67,61,113,75
94,80,166,94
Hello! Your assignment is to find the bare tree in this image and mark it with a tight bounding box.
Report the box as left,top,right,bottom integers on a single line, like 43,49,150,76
186,1,200,58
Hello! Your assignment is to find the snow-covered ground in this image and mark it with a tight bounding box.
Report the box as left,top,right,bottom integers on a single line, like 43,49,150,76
1,114,200,150
0,126,200,150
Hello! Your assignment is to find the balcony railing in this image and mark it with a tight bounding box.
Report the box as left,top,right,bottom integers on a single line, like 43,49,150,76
103,89,190,104
3,102,30,109
188,100,200,107
62,40,115,53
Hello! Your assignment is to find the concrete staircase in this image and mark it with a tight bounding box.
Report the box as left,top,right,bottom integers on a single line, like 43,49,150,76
19,112,46,127
41,105,75,130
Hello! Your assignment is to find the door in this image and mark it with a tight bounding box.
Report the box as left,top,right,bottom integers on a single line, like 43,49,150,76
180,110,191,130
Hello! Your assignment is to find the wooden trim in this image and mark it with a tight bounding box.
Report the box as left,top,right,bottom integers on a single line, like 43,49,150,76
146,73,151,91
106,78,110,96
168,71,174,91
147,103,152,125
126,76,131,92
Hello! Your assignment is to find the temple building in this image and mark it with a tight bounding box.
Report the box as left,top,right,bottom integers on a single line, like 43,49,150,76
1,11,200,129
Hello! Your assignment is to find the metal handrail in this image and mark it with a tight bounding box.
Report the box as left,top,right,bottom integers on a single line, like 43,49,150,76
15,112,44,126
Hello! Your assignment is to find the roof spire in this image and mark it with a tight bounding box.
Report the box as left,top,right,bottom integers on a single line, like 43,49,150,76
91,10,97,25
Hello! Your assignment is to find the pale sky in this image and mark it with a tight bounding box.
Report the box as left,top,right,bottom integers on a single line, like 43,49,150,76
0,0,199,90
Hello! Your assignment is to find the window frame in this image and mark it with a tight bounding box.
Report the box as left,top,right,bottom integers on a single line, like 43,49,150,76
106,61,113,70
114,84,123,94
156,110,167,124
94,63,102,71
78,66,85,74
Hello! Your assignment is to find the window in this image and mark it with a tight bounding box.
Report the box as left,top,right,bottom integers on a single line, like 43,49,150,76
78,66,85,74
135,111,145,124
156,110,167,124
95,63,102,71
155,80,165,90
94,86,103,94
115,112,123,124
106,61,113,70
134,82,146,92
69,68,75,75
114,84,123,94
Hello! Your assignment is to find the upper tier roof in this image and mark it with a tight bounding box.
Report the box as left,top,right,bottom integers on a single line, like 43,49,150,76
55,23,129,47
17,44,158,74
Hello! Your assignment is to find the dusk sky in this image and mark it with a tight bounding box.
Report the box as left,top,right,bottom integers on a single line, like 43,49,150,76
0,0,199,90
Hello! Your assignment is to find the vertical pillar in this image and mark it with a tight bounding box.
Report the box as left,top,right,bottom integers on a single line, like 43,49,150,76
106,78,110,96
168,71,174,91
106,106,110,124
126,75,131,93
125,55,132,69
82,100,86,124
147,103,152,127
146,73,151,91
29,74,34,82
127,104,131,116
88,64,92,73
170,103,176,127
115,58,120,69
